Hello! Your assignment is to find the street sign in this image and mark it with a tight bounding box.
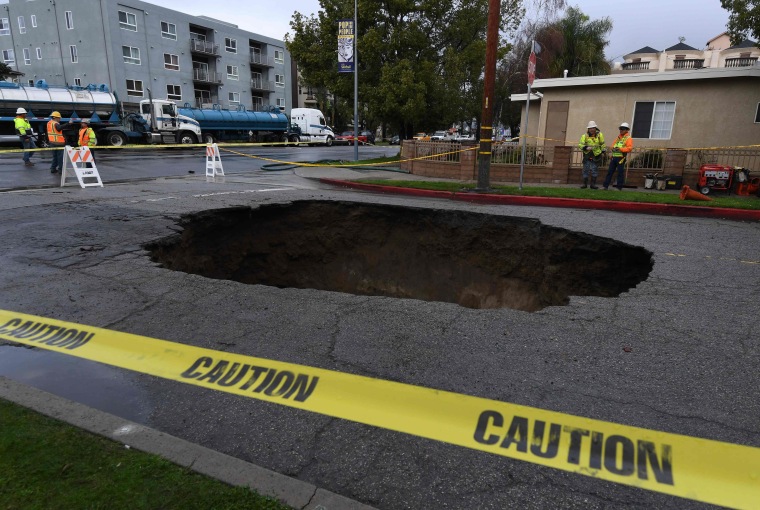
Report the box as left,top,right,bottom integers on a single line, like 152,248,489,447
528,52,536,86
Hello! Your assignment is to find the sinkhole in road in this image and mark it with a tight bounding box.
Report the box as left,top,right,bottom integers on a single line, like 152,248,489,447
145,200,653,312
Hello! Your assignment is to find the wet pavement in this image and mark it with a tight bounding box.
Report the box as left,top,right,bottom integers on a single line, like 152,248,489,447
0,165,758,509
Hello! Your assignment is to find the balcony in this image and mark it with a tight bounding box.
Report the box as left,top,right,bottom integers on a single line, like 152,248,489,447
193,69,223,84
672,59,704,69
190,38,220,56
250,52,275,68
251,78,274,92
621,61,650,71
725,57,758,67
303,95,318,105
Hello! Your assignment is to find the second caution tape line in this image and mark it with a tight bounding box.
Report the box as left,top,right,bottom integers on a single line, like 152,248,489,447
0,309,757,509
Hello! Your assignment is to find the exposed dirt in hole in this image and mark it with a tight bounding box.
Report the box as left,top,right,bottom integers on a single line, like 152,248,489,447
145,200,653,312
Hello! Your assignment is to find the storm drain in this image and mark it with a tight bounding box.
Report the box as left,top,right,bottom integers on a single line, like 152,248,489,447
145,200,653,312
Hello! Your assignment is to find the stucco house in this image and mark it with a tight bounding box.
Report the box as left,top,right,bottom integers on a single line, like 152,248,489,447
511,36,760,156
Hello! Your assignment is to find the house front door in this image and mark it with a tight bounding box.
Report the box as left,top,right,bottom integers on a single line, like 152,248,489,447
544,101,569,163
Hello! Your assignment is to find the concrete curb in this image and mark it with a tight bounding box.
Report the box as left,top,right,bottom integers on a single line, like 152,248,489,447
318,178,760,221
0,377,375,510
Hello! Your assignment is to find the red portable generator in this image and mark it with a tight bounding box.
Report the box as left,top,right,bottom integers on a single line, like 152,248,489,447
696,164,734,195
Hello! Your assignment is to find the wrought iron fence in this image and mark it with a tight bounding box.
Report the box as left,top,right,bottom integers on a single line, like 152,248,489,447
491,142,546,165
414,141,461,163
685,148,760,171
570,147,665,170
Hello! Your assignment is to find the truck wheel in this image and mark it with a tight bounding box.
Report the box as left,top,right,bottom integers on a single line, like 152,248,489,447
289,135,300,146
106,131,128,146
179,132,197,144
203,133,215,144
325,136,333,147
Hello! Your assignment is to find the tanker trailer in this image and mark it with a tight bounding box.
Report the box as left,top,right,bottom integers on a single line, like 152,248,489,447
177,104,294,144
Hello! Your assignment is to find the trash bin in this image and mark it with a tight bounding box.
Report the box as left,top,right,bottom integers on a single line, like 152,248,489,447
665,175,683,190
644,173,655,189
656,178,667,190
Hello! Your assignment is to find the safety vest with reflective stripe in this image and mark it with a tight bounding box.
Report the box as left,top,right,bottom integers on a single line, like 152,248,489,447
14,116,31,137
611,134,632,157
47,120,65,146
578,131,605,157
78,127,97,147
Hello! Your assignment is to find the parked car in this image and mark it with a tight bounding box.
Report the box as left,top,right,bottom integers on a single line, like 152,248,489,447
335,131,368,145
413,132,430,141
389,135,400,145
430,130,448,141
360,130,376,144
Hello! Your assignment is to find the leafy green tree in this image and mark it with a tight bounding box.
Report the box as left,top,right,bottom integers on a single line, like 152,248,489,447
286,0,524,138
0,63,13,81
721,0,760,43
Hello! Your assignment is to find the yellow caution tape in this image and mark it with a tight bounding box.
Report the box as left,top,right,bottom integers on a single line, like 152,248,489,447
0,309,757,508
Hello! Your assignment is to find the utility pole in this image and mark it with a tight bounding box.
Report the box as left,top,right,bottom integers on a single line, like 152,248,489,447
353,0,359,161
475,0,500,191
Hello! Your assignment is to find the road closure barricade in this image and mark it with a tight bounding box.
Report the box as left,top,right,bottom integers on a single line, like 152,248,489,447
60,145,103,188
205,143,224,177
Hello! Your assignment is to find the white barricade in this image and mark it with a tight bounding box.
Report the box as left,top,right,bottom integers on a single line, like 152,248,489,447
205,143,224,177
60,145,103,188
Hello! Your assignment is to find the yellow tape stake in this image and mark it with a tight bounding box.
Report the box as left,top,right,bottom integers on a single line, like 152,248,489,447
0,309,757,508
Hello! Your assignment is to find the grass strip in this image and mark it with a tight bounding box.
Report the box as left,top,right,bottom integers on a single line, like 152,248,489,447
356,180,760,210
0,399,291,510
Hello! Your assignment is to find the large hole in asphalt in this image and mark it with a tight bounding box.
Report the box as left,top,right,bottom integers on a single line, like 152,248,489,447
145,200,653,312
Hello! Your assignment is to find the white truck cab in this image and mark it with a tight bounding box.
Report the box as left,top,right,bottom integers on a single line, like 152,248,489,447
290,108,334,146
139,99,202,144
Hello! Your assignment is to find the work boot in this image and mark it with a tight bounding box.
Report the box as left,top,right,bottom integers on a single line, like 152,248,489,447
580,178,588,189
24,161,34,167
590,177,598,190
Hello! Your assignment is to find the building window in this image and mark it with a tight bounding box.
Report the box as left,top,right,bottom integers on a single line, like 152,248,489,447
126,79,143,97
225,38,237,53
164,53,179,71
2,49,14,65
161,21,177,40
17,16,25,34
276,97,285,110
22,48,30,65
28,79,34,87
31,15,36,28
69,45,78,63
122,46,140,65
0,18,10,36
755,103,760,123
119,11,137,31
167,84,181,100
35,47,42,60
275,74,285,86
632,101,675,139
274,49,284,63
228,92,240,104
75,78,81,87
227,65,239,80
65,11,74,30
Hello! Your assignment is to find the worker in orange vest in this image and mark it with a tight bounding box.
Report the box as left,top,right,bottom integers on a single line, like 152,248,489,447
603,122,633,190
78,119,97,166
46,111,66,174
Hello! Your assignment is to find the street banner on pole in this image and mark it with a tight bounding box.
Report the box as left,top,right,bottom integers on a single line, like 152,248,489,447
338,19,355,73
528,52,536,86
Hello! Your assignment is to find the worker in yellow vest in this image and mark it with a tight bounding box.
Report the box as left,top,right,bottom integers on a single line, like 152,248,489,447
603,122,633,191
78,119,97,166
46,111,66,174
577,120,605,189
14,107,36,166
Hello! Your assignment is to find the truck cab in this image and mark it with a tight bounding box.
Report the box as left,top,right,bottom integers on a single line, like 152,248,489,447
139,99,202,144
290,108,334,146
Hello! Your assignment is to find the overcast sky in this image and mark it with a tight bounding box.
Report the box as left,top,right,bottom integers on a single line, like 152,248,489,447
147,0,732,60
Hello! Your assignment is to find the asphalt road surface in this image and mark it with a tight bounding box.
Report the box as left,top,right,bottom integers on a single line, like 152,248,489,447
0,161,757,509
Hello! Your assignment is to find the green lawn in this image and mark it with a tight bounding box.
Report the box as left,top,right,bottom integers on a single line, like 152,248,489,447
355,179,760,210
0,399,291,510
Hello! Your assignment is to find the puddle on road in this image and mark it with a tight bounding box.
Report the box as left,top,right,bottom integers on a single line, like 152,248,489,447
0,344,152,424
146,200,654,312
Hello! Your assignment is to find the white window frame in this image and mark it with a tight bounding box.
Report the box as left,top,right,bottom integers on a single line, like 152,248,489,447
35,47,42,60
0,18,10,36
632,101,676,140
31,15,37,28
755,103,760,124
122,46,141,65
274,49,284,63
161,21,177,40
2,49,15,65
75,78,82,87
226,65,239,80
225,38,237,53
69,45,78,63
164,53,179,71
167,84,181,101
119,11,137,32
65,11,74,30
126,79,144,97
228,92,240,105
17,16,26,34
275,74,285,87
276,97,285,110
22,48,30,65
28,79,34,87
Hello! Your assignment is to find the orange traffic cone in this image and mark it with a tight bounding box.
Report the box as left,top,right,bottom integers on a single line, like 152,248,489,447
679,185,712,201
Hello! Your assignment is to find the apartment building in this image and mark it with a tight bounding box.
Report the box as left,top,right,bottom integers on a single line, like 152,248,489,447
0,0,292,113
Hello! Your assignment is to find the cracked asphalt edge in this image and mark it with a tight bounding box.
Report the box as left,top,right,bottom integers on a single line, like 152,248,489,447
0,376,376,510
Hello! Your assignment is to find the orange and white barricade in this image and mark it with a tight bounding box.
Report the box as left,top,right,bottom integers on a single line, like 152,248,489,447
60,145,103,188
205,143,224,177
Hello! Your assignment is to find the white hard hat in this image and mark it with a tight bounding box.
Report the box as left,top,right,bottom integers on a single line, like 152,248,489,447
16,107,27,115
586,121,598,129
619,122,630,129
